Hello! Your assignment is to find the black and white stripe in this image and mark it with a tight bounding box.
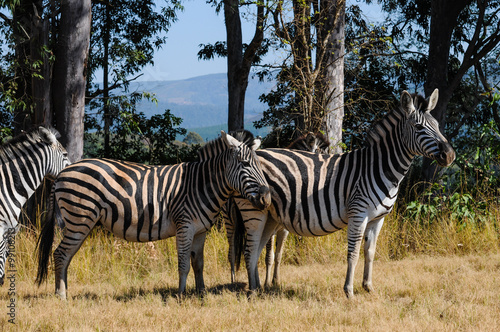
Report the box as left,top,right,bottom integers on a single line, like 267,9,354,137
36,130,270,298
226,132,330,286
228,90,455,297
0,126,70,285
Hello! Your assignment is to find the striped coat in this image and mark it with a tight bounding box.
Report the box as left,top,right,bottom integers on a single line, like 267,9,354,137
0,126,69,285
230,90,455,297
36,131,270,298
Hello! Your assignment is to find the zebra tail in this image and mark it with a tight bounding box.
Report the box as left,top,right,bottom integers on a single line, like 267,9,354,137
35,185,59,286
231,198,246,272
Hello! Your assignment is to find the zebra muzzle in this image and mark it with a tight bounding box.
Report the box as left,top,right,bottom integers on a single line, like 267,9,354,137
435,142,455,167
248,186,271,210
0,276,3,286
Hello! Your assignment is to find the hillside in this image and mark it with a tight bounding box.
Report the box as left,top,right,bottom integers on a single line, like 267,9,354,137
130,73,274,140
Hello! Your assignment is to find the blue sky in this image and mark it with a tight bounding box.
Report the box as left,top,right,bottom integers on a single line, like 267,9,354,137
138,0,384,82
138,1,229,81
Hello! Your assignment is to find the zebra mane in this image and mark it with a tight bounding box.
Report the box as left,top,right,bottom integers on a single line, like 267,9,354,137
0,126,59,159
197,130,256,161
287,132,329,152
364,92,427,147
227,129,256,147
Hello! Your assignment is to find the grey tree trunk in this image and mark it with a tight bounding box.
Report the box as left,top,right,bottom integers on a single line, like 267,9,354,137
52,0,91,163
322,0,345,154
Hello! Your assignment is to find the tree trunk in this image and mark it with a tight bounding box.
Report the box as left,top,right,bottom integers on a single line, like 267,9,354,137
31,1,52,125
103,2,111,157
224,0,244,132
293,0,311,134
321,0,345,154
224,0,265,133
422,0,470,181
52,0,91,163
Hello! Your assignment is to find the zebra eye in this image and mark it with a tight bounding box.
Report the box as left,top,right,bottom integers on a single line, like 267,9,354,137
415,123,425,131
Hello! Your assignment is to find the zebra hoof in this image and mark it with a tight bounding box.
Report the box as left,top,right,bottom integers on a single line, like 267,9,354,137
344,285,354,299
55,292,67,300
363,282,373,293
246,289,259,300
196,288,207,299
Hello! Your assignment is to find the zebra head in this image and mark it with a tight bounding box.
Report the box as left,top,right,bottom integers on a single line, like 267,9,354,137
401,89,455,167
222,130,271,210
38,126,71,177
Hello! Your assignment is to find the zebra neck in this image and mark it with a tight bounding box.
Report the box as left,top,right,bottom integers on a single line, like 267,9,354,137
191,156,233,214
366,119,415,190
1,144,46,218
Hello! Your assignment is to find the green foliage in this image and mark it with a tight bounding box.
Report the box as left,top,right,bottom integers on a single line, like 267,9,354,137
85,108,200,165
87,0,182,86
183,131,204,145
406,188,489,230
452,120,500,191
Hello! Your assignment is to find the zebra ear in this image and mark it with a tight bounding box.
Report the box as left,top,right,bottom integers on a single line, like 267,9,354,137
39,126,57,145
251,138,261,151
426,88,439,112
400,91,415,115
221,130,242,148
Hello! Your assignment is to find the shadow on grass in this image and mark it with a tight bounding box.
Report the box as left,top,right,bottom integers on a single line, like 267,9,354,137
21,291,102,302
20,282,344,303
113,282,248,302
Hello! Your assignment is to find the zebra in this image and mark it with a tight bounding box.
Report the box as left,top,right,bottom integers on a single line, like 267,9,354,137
227,90,455,298
36,130,271,299
0,126,70,286
287,132,330,154
225,132,330,286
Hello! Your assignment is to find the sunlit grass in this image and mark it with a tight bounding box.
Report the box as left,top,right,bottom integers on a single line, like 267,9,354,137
0,199,499,330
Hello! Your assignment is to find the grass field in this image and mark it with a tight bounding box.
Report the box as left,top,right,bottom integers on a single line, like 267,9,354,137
1,209,499,331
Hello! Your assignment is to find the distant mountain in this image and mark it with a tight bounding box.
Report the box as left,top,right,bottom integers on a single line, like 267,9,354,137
130,73,274,139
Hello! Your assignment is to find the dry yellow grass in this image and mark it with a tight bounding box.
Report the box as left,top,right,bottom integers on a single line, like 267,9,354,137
1,222,499,331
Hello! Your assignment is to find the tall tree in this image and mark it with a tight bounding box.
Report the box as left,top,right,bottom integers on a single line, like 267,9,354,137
86,0,181,158
199,0,268,132
422,0,500,180
52,0,91,163
378,0,500,180
258,0,345,150
317,0,345,153
7,0,52,133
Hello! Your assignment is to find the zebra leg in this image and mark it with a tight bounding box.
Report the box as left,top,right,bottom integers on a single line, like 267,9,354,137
243,210,274,291
344,216,369,298
0,227,7,286
362,217,385,293
53,222,97,300
223,202,237,283
190,231,207,294
0,224,18,286
264,234,275,288
272,228,289,286
176,223,195,295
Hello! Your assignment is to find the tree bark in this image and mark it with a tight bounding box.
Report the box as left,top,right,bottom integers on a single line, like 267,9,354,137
224,0,244,132
31,0,52,125
224,0,265,132
321,0,345,154
422,0,471,181
52,0,91,163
